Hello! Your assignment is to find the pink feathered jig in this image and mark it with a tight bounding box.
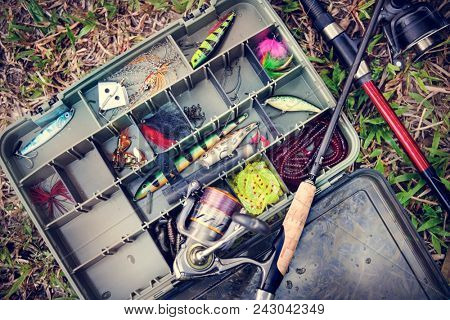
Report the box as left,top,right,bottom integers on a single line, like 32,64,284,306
257,38,288,59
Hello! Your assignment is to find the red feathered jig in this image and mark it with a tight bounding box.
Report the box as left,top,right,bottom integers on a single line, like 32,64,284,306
30,179,75,219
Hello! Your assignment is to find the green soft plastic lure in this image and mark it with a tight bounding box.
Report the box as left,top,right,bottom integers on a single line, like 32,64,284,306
190,11,236,69
264,95,321,113
134,113,248,201
229,161,283,215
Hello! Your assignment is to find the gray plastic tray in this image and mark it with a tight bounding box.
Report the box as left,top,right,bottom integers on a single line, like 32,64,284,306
0,0,360,299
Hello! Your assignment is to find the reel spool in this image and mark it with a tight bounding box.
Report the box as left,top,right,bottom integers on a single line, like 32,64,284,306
187,187,242,244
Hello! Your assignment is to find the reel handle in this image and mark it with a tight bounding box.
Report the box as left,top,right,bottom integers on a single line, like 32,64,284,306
232,213,270,234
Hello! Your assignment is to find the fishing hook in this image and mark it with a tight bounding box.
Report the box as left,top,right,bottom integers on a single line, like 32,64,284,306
15,150,37,169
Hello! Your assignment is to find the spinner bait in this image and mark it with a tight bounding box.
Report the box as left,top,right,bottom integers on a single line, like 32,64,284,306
264,95,321,113
112,129,131,168
112,130,146,171
106,39,180,105
229,161,283,215
198,122,258,168
121,148,146,170
17,109,75,159
190,11,236,69
140,63,169,95
134,113,248,201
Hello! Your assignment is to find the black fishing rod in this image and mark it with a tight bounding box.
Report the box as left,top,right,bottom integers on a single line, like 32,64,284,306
299,0,449,212
255,0,386,300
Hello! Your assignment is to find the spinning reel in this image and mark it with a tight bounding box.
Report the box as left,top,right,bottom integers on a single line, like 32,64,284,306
173,181,279,299
379,0,449,67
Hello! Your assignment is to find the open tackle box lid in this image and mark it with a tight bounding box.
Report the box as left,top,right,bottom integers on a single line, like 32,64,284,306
165,169,450,300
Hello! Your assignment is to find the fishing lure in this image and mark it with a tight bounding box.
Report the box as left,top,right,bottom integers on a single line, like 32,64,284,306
257,37,293,79
106,39,180,105
140,63,169,96
163,144,256,205
17,109,75,165
250,131,271,148
269,117,348,191
140,124,176,150
121,148,146,170
190,11,236,69
140,103,192,151
198,122,258,168
112,129,131,169
98,81,129,112
154,219,172,256
265,95,321,113
134,113,249,201
30,179,75,219
115,129,132,153
112,130,146,170
229,161,283,215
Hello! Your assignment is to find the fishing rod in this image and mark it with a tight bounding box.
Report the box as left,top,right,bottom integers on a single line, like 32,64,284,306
253,0,387,299
299,0,449,213
169,0,448,300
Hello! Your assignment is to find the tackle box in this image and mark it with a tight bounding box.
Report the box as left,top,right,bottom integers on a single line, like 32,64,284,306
0,0,445,300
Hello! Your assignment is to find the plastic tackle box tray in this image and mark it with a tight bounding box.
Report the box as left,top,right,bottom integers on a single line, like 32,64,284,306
0,0,364,300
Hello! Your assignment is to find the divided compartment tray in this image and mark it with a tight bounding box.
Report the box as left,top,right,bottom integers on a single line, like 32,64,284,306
0,0,361,300
4,100,101,181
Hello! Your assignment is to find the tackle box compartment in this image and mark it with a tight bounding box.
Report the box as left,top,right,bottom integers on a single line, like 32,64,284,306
3,0,442,300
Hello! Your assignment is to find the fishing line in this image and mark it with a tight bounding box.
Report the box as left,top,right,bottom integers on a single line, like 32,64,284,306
191,187,242,238
221,61,243,102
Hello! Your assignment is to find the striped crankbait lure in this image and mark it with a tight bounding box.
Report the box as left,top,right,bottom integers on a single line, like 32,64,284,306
16,109,75,166
190,11,236,69
229,161,283,215
134,113,248,201
265,95,321,113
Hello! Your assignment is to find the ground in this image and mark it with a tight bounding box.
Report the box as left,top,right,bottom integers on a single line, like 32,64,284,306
0,0,448,299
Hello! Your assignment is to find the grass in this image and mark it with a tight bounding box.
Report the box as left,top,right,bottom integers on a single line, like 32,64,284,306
0,0,448,299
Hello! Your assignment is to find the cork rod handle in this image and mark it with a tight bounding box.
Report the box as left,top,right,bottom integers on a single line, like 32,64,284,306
277,180,316,275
